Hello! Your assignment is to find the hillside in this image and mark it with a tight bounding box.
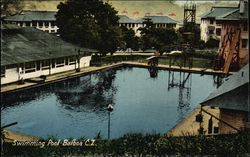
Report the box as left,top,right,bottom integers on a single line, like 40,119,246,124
21,0,238,23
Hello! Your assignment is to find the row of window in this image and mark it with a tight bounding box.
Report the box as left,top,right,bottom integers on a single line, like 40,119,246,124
23,57,77,73
10,21,56,28
119,23,175,28
1,57,77,77
208,28,221,36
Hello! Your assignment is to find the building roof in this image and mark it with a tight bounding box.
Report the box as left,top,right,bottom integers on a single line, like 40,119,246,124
1,26,97,66
202,1,248,21
3,11,57,22
144,15,178,24
118,15,143,24
201,64,249,111
118,15,177,24
201,6,238,19
217,1,248,20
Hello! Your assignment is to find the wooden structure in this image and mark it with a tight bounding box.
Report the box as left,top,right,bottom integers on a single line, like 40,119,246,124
214,0,248,73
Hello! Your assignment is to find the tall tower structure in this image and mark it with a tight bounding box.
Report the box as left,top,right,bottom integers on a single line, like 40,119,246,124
183,0,196,48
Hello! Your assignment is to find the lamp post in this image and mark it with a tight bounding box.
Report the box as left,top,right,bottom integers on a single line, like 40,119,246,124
107,104,113,139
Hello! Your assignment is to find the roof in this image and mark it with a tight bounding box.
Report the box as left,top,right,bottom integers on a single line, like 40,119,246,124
118,15,143,24
218,1,248,20
144,16,177,24
1,26,97,66
118,15,177,24
3,11,57,22
202,1,248,21
201,64,249,111
201,6,238,19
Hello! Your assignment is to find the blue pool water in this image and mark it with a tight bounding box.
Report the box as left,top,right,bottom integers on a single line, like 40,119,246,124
1,66,221,139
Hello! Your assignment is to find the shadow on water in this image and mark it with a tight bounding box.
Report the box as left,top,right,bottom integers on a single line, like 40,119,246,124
148,67,158,78
167,71,192,121
1,69,117,115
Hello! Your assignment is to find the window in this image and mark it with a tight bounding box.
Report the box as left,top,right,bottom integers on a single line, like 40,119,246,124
32,21,37,27
242,39,248,48
56,58,65,67
65,57,69,65
243,23,248,31
45,21,49,27
51,21,55,27
24,62,36,73
38,21,43,27
36,61,40,70
1,66,6,77
51,30,55,33
41,60,50,70
209,30,214,34
69,56,76,65
26,21,31,27
216,28,221,36
210,19,214,24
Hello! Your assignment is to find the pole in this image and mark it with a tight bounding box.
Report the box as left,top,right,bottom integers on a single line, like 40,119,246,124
108,112,110,139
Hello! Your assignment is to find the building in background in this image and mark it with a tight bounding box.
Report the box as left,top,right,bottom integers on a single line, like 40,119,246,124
118,15,178,36
215,0,248,73
1,25,96,85
3,10,58,34
200,6,238,42
3,10,178,36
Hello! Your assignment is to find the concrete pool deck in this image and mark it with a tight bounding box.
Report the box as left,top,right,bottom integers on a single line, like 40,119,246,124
2,130,39,142
166,106,220,136
1,62,233,94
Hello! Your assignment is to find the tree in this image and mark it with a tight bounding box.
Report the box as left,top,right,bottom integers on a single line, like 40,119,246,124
139,18,178,53
1,0,24,17
56,0,122,55
120,26,139,51
178,24,201,48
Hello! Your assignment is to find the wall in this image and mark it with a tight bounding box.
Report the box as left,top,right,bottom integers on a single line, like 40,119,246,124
219,108,248,134
1,68,20,84
219,22,249,69
1,56,92,85
200,18,222,42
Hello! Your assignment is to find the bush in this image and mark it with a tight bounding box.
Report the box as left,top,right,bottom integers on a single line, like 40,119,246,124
2,132,249,156
206,38,220,48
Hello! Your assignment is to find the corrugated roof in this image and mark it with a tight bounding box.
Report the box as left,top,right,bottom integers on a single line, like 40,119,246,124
201,64,249,111
1,26,97,66
219,2,248,20
144,15,177,24
118,15,143,23
4,11,57,22
118,15,177,24
201,6,238,19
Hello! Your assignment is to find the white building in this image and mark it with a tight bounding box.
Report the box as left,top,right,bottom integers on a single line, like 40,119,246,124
200,6,238,42
3,11,59,34
3,11,178,36
118,15,178,36
1,25,96,85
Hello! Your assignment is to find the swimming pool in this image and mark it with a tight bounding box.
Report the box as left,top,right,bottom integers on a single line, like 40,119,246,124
1,66,221,139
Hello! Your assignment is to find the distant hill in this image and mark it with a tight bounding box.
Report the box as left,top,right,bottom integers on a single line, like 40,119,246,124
21,0,238,23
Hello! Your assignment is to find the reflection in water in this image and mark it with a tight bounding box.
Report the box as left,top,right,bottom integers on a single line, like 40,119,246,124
148,67,158,78
1,67,218,139
167,71,192,120
213,74,225,88
2,69,117,115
